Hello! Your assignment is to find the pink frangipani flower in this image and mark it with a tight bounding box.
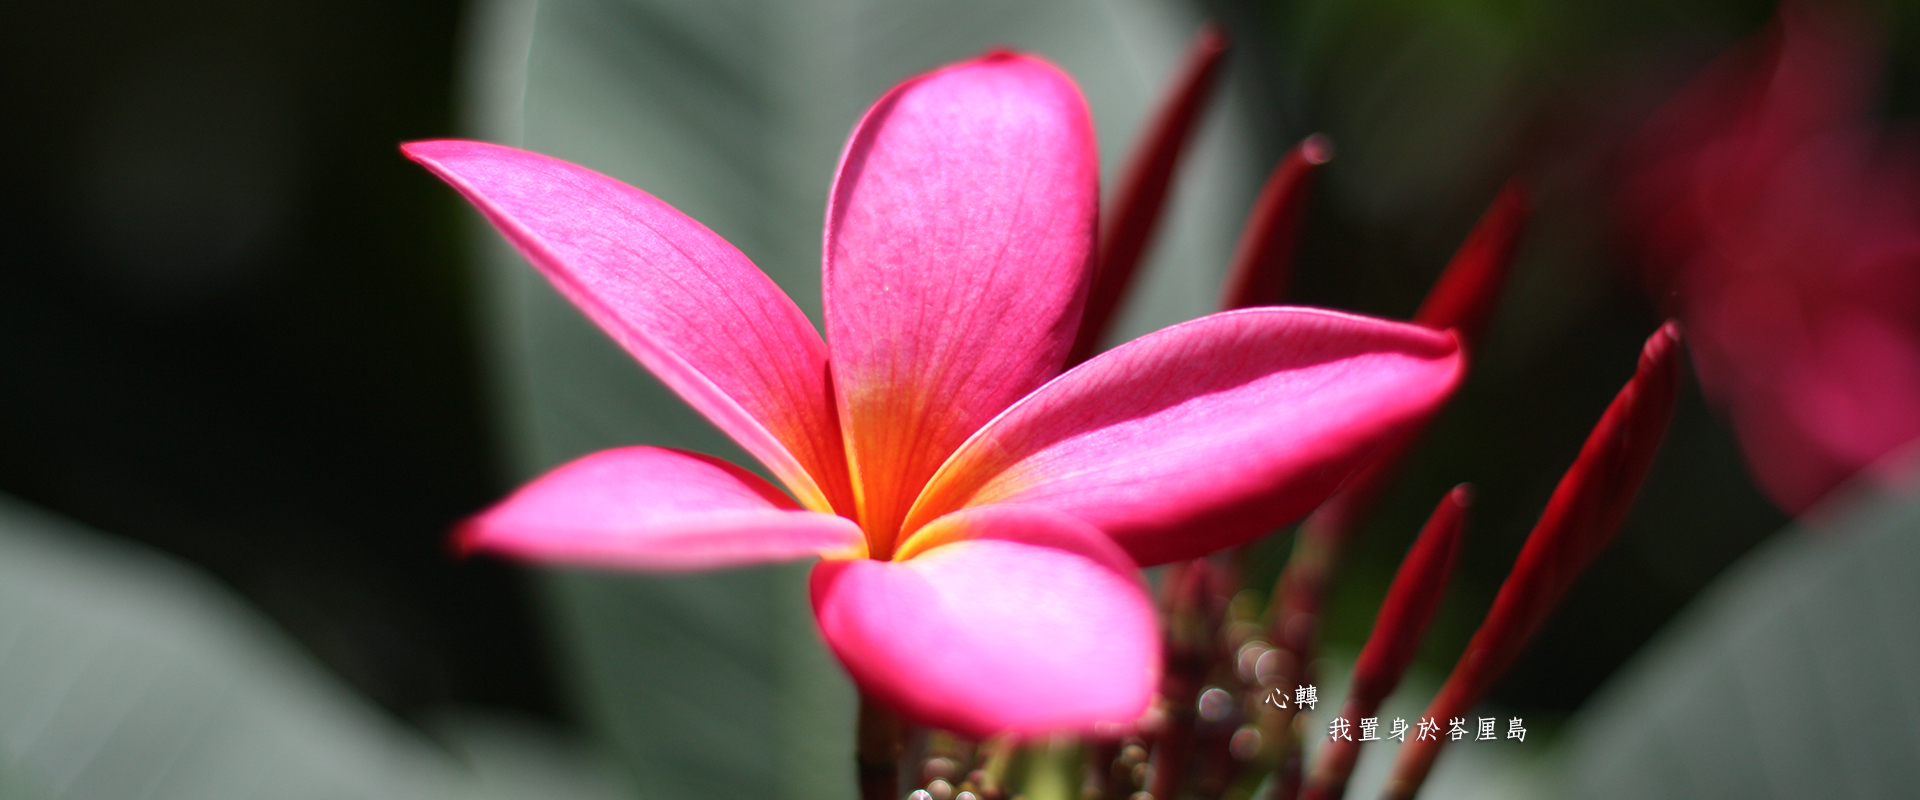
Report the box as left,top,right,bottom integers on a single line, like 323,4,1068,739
405,52,1462,738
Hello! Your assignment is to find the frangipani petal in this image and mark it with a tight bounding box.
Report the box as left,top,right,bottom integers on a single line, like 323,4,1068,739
404,140,853,515
810,505,1156,738
461,446,864,570
823,53,1098,555
907,308,1464,565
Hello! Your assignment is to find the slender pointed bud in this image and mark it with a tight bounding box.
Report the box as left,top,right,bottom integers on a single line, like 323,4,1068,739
1268,182,1523,633
1349,486,1470,709
1262,170,1513,800
1220,134,1332,310
1300,486,1469,800
858,692,905,800
1379,322,1683,800
1068,24,1230,366
1413,181,1529,352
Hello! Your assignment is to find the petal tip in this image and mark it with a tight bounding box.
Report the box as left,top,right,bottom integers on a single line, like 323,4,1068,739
398,137,485,166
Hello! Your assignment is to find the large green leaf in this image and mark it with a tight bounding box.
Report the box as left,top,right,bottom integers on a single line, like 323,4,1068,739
1268,486,1920,800
1544,483,1920,798
457,1,1261,798
0,494,629,800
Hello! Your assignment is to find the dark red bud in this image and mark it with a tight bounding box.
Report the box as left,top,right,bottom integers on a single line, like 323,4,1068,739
1348,485,1470,707
1413,181,1528,352
1069,24,1229,366
1301,486,1469,800
1219,134,1331,311
1380,322,1683,800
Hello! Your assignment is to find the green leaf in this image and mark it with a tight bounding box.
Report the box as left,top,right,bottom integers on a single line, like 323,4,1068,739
0,494,626,800
1546,484,1920,798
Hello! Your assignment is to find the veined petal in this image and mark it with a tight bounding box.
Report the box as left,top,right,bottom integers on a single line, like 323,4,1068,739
404,140,852,514
906,308,1465,565
460,446,864,570
810,505,1156,738
823,52,1097,555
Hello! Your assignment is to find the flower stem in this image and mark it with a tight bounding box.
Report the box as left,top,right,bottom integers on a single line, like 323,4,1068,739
1023,735,1083,800
859,692,904,800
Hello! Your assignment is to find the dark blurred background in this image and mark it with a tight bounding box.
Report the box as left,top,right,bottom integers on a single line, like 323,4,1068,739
3,0,1916,739
0,0,562,725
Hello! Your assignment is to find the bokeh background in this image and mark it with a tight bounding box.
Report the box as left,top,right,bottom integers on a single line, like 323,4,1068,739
3,0,1917,798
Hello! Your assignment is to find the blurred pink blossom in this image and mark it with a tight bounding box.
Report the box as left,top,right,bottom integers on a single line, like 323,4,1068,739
1620,2,1920,514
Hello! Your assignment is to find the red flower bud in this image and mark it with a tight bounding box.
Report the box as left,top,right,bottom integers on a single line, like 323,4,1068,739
1413,180,1528,353
1070,24,1229,365
1380,322,1683,800
1219,134,1333,311
1302,486,1469,800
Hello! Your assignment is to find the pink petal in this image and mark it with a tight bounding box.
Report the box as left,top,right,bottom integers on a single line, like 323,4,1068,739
822,52,1098,555
460,446,864,570
810,505,1156,738
906,308,1465,565
404,140,853,515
